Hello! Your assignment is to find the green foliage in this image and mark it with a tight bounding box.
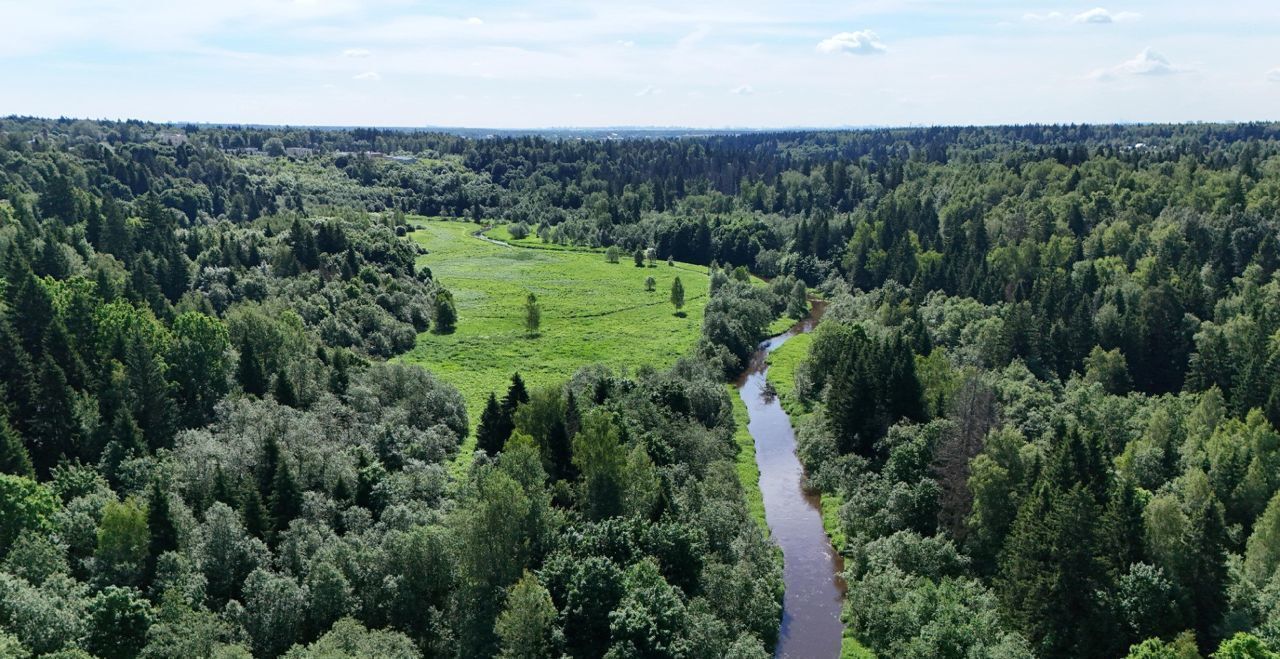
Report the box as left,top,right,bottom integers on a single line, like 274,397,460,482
572,409,627,520
1126,631,1203,659
0,413,34,478
283,618,421,659
495,572,559,659
95,497,150,588
85,586,153,659
1214,633,1279,658
0,475,57,559
670,276,685,313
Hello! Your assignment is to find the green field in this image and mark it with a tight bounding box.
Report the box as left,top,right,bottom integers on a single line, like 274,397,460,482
400,219,711,475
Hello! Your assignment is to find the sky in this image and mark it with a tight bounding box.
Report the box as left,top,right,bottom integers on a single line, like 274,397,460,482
1,0,1278,129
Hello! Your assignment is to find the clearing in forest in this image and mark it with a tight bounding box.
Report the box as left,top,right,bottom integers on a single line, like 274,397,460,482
400,219,710,472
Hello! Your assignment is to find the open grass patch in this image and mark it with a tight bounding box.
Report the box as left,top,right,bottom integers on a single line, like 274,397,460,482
728,384,768,533
765,331,813,417
400,219,710,477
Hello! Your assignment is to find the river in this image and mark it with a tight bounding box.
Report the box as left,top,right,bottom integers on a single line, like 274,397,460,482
737,302,844,658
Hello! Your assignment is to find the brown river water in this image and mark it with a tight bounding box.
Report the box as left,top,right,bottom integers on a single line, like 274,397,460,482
736,302,844,658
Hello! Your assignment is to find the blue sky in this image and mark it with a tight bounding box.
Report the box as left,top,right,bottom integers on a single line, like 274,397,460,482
1,0,1278,128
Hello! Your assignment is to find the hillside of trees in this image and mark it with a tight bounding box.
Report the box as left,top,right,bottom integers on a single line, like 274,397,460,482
1,115,1280,657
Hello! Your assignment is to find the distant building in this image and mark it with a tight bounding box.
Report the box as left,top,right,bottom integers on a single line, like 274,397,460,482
284,147,314,157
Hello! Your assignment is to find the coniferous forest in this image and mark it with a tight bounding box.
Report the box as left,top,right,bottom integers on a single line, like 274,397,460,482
1,116,1280,657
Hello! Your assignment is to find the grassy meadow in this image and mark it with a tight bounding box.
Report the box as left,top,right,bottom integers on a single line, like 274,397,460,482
399,219,711,475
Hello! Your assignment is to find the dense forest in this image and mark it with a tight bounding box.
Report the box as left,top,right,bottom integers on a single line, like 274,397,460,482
1,115,1279,657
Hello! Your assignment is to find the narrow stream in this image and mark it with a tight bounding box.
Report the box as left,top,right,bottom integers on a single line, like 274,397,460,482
737,303,844,658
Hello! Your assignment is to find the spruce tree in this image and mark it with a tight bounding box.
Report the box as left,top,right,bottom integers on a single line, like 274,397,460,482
564,388,582,440
273,368,299,408
476,393,507,455
146,481,178,585
0,412,34,478
504,373,530,415
433,290,458,334
270,460,303,538
211,464,235,507
30,355,78,478
238,339,268,396
256,434,281,502
125,333,176,451
241,487,269,540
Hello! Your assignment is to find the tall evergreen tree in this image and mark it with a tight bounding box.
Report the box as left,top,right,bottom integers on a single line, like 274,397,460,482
269,460,303,539
0,412,34,478
238,339,268,396
145,481,178,585
477,393,508,455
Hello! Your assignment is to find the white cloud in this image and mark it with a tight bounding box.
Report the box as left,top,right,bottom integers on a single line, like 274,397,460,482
1091,48,1182,80
1073,8,1141,24
816,30,887,55
352,71,381,80
1023,11,1064,22
677,25,711,49
730,84,754,95
617,40,635,48
635,85,662,96
1268,69,1280,83
341,48,369,57
465,17,483,25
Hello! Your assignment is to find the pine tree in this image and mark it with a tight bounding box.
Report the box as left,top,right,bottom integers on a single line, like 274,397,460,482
273,368,299,408
241,486,269,540
256,434,281,500
332,476,352,506
238,339,268,396
328,348,351,395
211,464,235,507
477,393,508,455
289,219,320,270
30,355,78,478
564,388,582,440
146,481,178,585
504,373,530,416
125,333,176,451
269,460,303,538
0,412,34,478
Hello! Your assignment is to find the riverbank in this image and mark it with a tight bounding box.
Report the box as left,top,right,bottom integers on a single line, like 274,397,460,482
763,320,874,659
737,304,845,658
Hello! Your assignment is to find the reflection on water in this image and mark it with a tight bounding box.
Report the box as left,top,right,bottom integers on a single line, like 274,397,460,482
736,302,844,659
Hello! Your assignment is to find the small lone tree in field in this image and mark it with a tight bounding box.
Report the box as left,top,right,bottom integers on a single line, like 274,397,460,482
606,246,620,264
433,290,457,334
670,277,685,315
667,255,674,267
644,276,656,292
645,248,657,267
633,248,645,268
524,292,541,337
